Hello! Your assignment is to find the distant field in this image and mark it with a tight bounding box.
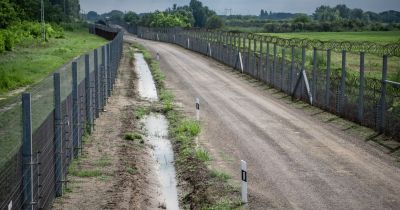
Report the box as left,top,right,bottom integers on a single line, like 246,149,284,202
0,28,107,95
259,31,400,43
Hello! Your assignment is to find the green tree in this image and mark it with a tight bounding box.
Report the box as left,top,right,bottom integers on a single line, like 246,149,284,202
0,0,18,28
206,15,223,29
293,14,311,23
124,11,139,25
87,11,99,21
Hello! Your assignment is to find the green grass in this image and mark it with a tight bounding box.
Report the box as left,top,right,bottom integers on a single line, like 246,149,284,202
260,31,400,43
0,28,107,95
68,159,103,178
210,170,231,182
126,166,138,175
134,106,151,119
124,132,143,141
195,148,211,162
95,156,112,167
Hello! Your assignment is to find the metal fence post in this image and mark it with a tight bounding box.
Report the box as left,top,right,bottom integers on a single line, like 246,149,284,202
338,50,347,114
72,61,80,157
272,44,277,87
358,52,365,122
259,41,263,80
22,93,34,210
94,49,99,118
290,46,295,92
312,48,317,101
300,47,306,98
247,36,251,73
53,73,63,197
326,49,331,107
101,46,106,109
378,55,388,132
265,43,270,83
85,54,92,134
253,38,257,76
107,43,111,97
281,48,285,91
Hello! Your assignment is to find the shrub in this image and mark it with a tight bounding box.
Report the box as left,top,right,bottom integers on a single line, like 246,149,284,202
0,33,5,53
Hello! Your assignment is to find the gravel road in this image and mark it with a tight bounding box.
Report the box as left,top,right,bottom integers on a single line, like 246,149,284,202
126,35,400,210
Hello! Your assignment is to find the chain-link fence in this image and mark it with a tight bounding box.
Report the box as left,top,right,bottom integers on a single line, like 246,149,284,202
0,25,123,210
137,27,400,141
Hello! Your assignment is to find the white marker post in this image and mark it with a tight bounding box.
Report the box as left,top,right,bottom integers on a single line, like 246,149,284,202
187,38,190,49
241,160,248,203
156,52,160,60
195,98,200,121
8,201,12,210
157,33,160,41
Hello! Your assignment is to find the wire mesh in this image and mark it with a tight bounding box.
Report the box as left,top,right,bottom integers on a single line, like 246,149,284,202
0,25,123,210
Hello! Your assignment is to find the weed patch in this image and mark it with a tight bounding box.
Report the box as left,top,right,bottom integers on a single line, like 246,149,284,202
124,132,143,141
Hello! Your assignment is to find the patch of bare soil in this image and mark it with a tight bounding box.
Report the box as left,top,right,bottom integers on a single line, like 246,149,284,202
52,44,164,210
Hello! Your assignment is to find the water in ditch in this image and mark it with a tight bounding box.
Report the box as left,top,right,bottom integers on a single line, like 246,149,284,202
135,53,179,210
134,53,158,101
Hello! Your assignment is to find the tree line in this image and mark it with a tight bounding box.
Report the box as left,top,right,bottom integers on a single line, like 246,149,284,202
225,4,400,33
87,0,224,29
0,0,81,28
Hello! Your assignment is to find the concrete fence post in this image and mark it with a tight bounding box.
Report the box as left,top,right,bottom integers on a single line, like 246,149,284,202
22,93,34,210
72,61,80,157
53,73,63,197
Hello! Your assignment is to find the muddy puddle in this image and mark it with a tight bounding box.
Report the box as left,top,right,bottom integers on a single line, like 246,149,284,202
142,114,179,210
135,53,179,209
134,53,158,101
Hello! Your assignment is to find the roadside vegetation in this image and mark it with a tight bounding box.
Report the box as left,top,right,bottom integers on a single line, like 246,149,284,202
131,42,243,209
0,0,105,95
0,27,107,94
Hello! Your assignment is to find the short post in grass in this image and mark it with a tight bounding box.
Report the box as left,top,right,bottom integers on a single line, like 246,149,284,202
241,160,248,203
196,98,200,121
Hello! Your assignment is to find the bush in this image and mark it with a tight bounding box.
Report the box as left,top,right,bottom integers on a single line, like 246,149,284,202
0,33,5,53
0,21,65,53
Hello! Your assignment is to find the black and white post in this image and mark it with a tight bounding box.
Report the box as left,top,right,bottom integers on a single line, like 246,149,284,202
196,98,200,121
241,160,248,203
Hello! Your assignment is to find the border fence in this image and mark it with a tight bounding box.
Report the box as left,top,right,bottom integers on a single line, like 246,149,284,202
136,27,400,141
0,25,123,210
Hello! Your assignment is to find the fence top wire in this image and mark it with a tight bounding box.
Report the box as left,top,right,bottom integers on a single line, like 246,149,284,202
138,26,400,57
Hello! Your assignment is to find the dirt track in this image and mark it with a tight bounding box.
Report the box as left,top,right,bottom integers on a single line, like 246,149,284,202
126,35,400,210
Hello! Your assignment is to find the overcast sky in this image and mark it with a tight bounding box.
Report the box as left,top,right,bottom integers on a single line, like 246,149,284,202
80,0,400,15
